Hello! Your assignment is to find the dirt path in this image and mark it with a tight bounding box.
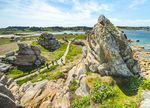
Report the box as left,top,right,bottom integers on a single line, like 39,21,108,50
55,40,72,65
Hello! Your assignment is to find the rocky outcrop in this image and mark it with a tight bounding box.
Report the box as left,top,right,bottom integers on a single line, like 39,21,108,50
46,15,140,107
15,79,65,108
83,15,139,77
0,73,19,108
38,33,60,51
13,43,45,66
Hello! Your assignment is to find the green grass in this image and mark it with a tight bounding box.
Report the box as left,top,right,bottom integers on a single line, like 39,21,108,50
6,65,45,79
71,76,150,108
66,44,82,62
0,38,12,45
69,80,78,92
54,34,86,40
6,68,28,78
32,41,67,61
16,65,65,85
32,41,82,62
70,96,90,108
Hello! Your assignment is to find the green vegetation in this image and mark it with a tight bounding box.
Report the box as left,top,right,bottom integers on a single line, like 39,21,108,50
6,65,45,79
1,26,150,35
0,26,91,35
71,76,150,108
54,34,86,40
66,44,82,62
69,80,78,92
16,65,65,85
16,42,82,85
91,80,114,103
0,38,12,45
70,96,90,108
6,67,28,78
32,41,82,62
32,41,67,61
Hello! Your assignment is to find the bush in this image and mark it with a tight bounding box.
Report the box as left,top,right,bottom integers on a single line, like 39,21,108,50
69,80,78,92
141,79,150,90
91,80,114,103
70,96,90,108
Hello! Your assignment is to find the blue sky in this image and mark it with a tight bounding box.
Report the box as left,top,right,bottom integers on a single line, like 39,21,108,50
0,0,150,27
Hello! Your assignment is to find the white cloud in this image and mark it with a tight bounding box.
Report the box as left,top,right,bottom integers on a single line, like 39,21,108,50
0,0,112,27
0,0,149,27
110,18,150,26
73,1,113,13
129,0,147,8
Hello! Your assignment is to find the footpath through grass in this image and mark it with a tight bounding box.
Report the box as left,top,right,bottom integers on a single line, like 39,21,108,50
15,41,82,85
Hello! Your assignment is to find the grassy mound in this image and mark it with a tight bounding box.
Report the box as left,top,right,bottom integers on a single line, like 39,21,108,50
71,73,150,108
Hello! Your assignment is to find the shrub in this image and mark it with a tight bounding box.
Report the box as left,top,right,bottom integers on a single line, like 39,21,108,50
141,79,150,90
69,80,78,92
70,96,90,108
91,80,114,103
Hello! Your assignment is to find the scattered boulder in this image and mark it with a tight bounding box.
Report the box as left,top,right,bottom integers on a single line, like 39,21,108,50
38,33,60,51
0,63,11,72
13,43,45,66
136,40,140,42
73,40,85,46
5,51,15,57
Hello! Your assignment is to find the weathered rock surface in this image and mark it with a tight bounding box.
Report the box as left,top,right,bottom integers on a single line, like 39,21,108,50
38,33,60,51
17,79,65,108
0,73,18,108
84,15,139,77
0,63,11,72
140,90,150,108
13,43,45,66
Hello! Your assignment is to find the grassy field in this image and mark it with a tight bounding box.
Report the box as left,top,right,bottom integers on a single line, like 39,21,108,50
0,37,12,45
32,41,67,61
54,34,86,40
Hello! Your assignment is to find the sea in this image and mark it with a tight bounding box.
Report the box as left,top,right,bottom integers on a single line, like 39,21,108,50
124,30,150,61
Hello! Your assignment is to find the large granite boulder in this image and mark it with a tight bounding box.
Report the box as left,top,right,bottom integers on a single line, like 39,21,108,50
13,43,45,66
38,33,60,51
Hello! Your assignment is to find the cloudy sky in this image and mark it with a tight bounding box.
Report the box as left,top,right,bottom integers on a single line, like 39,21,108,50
0,0,150,27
